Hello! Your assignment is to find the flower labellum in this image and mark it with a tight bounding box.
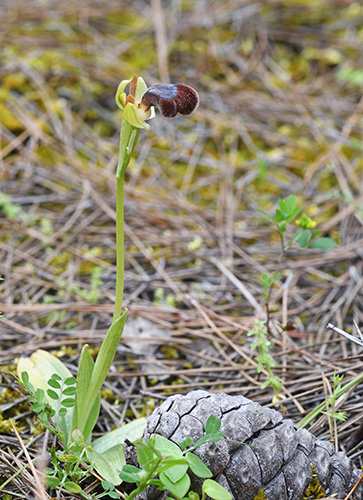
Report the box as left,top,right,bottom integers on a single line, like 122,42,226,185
141,84,199,118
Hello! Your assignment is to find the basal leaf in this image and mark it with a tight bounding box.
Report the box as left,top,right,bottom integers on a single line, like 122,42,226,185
78,311,127,438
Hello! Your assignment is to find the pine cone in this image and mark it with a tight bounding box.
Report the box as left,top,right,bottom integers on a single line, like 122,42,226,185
135,390,362,500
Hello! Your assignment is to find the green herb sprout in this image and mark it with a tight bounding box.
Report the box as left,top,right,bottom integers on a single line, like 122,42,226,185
247,319,283,400
259,195,336,253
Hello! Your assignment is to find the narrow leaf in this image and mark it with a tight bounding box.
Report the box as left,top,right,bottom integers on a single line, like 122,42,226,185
79,311,127,435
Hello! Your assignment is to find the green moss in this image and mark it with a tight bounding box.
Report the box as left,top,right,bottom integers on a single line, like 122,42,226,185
303,464,327,499
254,488,267,499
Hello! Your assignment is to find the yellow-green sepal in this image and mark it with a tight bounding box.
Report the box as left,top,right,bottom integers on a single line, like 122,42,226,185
115,78,132,110
124,102,154,129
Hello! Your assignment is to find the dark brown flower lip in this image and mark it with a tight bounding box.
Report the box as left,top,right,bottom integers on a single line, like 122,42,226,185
141,84,199,118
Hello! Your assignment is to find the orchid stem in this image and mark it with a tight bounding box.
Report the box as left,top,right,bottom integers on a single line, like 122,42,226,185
113,174,125,322
113,119,139,322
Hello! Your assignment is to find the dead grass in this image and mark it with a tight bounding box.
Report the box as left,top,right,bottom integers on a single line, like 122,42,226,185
0,0,362,498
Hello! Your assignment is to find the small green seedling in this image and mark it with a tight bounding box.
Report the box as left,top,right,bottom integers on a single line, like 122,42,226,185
261,272,281,303
322,372,348,441
120,415,232,500
293,212,336,250
247,319,283,399
259,196,336,253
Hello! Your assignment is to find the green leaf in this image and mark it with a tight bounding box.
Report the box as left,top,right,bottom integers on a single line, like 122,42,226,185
205,415,221,435
178,437,192,450
202,479,232,500
207,432,225,443
109,493,120,499
164,462,188,484
155,457,189,474
51,373,62,381
58,408,67,417
47,378,61,389
160,471,190,498
261,273,269,298
119,465,142,483
86,447,123,485
101,481,115,491
21,371,29,384
310,229,322,239
294,229,311,248
44,476,60,488
95,444,126,482
75,311,128,439
92,418,147,453
71,429,85,445
153,435,183,459
64,376,76,385
63,386,76,396
47,389,59,400
136,441,159,471
58,454,78,463
31,403,44,413
72,344,100,443
308,237,337,250
274,209,285,222
64,481,82,493
337,68,363,85
35,388,44,402
186,453,212,478
61,398,75,408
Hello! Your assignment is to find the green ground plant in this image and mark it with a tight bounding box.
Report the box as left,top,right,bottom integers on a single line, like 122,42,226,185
247,319,283,400
322,372,348,441
120,415,231,500
259,194,336,254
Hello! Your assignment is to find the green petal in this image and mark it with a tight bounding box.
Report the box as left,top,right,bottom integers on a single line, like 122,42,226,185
124,102,151,129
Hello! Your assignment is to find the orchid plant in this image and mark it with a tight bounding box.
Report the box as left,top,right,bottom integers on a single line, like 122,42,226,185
17,76,199,496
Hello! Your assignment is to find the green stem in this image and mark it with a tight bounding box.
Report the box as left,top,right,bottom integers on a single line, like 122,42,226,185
113,175,125,322
113,119,140,321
